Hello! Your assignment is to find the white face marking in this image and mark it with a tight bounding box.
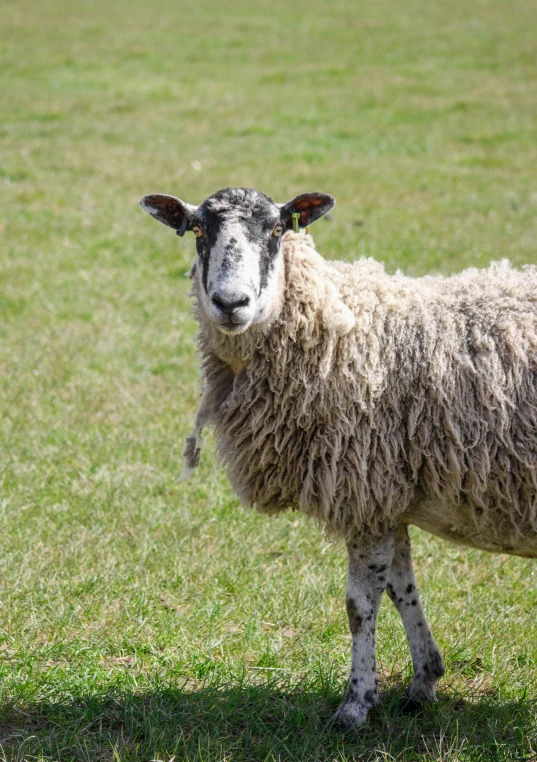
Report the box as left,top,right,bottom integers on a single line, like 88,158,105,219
197,220,283,335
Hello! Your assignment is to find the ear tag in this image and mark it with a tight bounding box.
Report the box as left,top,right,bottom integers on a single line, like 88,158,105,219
291,212,300,233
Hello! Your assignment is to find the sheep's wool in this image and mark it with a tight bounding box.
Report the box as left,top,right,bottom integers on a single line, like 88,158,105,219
187,232,537,540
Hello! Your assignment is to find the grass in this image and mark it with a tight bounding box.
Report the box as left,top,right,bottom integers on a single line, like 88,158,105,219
1,0,537,759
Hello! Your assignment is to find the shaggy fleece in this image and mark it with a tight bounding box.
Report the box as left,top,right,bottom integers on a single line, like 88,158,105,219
184,232,537,540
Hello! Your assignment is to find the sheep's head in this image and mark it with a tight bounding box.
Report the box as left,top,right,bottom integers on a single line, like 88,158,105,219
140,187,334,335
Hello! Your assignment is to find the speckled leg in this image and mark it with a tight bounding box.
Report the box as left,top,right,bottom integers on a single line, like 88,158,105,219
386,525,445,703
334,534,395,729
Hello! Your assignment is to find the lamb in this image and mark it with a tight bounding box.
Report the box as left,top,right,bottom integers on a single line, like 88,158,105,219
140,186,537,729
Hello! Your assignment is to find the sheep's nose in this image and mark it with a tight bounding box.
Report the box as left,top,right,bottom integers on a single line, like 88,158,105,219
211,293,251,315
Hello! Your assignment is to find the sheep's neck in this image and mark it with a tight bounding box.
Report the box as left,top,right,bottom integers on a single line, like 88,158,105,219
197,306,279,371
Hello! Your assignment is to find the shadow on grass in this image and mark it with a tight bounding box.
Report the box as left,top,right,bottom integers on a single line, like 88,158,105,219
0,679,535,762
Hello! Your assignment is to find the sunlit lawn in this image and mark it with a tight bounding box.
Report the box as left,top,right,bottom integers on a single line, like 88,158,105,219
1,0,536,759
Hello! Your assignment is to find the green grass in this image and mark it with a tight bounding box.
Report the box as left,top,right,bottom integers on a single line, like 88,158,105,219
1,0,537,759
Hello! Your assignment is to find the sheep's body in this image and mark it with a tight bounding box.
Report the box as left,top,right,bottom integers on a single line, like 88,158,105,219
189,232,537,559
142,187,535,729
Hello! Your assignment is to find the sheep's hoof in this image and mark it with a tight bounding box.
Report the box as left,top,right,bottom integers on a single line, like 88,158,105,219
399,694,426,714
400,684,438,714
332,701,369,731
408,680,439,703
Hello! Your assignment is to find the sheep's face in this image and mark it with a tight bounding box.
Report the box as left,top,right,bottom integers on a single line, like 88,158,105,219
140,187,334,335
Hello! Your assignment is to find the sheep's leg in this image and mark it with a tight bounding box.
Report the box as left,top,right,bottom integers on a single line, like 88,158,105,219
334,534,395,729
386,524,445,703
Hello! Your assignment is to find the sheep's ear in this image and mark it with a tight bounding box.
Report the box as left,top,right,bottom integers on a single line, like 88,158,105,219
139,194,198,236
280,192,335,230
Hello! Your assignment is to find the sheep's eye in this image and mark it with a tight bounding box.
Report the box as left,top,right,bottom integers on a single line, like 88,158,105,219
272,225,284,237
192,225,203,238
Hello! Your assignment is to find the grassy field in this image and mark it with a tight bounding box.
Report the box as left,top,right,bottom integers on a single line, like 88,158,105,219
1,0,537,759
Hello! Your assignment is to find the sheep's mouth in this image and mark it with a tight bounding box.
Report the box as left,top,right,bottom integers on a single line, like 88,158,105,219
213,317,251,336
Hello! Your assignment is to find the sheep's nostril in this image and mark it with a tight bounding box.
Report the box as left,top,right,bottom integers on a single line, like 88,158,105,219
211,293,251,314
211,294,227,311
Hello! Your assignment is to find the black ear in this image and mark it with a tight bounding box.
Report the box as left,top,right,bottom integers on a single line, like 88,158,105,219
139,194,198,236
280,192,335,230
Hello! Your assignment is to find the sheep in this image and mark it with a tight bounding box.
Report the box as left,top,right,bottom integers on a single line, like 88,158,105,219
140,186,537,729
